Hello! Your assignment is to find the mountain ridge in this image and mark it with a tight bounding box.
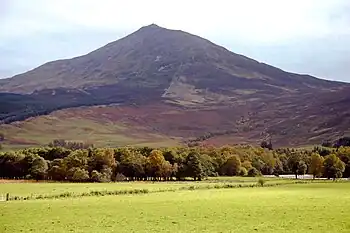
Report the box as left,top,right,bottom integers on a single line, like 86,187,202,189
0,24,347,94
0,24,349,148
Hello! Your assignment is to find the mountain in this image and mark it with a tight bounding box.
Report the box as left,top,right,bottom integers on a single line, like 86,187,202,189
0,24,349,148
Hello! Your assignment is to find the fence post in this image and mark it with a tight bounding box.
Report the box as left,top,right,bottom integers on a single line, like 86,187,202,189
6,193,9,201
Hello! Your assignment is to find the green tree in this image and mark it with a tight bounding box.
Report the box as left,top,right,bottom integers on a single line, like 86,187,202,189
67,167,89,182
64,150,89,170
221,155,241,176
287,152,305,179
91,168,113,182
186,152,204,181
48,159,66,180
30,156,48,180
323,154,345,180
88,148,116,172
309,153,324,179
336,147,350,178
119,150,146,180
297,161,307,177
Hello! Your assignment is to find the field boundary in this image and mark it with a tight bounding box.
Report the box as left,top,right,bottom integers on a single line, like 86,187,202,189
2,180,316,202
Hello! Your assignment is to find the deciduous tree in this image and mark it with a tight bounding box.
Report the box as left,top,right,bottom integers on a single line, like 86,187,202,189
309,153,324,179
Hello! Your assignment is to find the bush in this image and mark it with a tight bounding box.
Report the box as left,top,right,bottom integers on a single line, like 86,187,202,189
239,167,248,176
258,178,266,187
247,167,260,177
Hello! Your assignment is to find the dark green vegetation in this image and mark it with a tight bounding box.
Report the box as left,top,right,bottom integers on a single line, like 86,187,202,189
0,24,349,147
1,143,349,182
1,183,350,233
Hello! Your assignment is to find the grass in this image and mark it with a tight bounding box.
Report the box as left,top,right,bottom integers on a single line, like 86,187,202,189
0,177,297,198
1,182,350,232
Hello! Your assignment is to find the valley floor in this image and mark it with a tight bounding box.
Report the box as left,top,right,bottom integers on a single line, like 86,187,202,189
1,180,350,232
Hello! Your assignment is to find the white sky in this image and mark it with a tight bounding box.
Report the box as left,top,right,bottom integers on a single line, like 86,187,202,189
1,0,350,82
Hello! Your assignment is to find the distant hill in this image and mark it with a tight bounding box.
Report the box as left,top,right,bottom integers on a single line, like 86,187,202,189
0,24,349,147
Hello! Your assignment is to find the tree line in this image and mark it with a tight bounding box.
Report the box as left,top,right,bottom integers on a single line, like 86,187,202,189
0,142,349,182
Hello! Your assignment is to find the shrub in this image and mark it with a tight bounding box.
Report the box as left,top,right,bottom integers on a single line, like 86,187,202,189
258,178,266,187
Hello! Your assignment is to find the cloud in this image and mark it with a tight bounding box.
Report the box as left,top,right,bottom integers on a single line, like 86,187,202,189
0,0,350,81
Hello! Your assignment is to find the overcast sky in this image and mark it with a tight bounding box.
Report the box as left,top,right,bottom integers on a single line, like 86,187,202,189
1,0,350,82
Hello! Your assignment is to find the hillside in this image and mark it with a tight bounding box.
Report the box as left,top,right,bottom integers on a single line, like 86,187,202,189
0,24,349,148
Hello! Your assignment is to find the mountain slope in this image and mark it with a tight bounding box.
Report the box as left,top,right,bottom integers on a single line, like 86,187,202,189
0,24,349,147
0,24,345,95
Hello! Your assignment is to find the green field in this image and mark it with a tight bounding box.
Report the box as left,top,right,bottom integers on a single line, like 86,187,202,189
0,177,292,198
1,181,350,233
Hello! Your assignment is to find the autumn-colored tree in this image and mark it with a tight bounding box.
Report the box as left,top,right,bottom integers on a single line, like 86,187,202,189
309,153,324,179
146,150,166,180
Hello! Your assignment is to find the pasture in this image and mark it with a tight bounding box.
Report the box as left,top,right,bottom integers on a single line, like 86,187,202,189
1,181,350,232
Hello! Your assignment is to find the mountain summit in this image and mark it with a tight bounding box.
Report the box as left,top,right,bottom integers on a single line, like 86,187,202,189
0,25,349,147
0,24,344,96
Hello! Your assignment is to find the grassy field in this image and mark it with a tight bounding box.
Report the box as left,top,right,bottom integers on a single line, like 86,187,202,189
1,181,350,232
0,177,290,198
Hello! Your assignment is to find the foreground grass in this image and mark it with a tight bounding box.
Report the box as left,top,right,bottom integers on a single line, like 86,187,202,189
1,183,350,232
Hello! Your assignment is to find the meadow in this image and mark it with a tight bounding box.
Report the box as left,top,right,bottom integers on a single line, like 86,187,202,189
1,181,350,232
0,177,289,199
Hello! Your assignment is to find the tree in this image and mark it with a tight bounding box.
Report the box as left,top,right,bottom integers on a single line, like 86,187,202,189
221,155,241,176
260,140,273,150
67,167,89,182
146,150,166,180
48,159,67,180
309,153,324,179
91,167,113,182
241,161,252,170
297,161,307,177
185,152,204,181
323,154,345,180
88,148,116,172
30,156,48,180
334,137,350,148
247,167,260,177
64,150,88,170
287,152,306,179
251,157,265,173
119,150,146,181
273,158,284,176
199,154,216,177
336,147,350,178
